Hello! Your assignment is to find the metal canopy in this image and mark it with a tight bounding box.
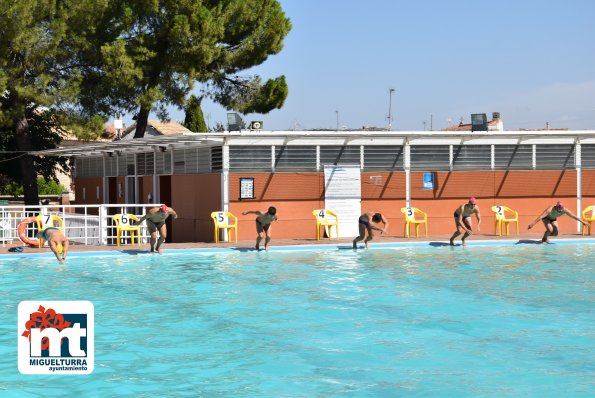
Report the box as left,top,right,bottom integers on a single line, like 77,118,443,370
31,130,595,157
31,133,225,157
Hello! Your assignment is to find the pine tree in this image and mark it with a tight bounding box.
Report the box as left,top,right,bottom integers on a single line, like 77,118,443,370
183,95,208,132
79,0,291,138
0,1,107,204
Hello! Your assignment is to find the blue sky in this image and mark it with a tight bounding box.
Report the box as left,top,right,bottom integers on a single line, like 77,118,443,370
156,0,595,131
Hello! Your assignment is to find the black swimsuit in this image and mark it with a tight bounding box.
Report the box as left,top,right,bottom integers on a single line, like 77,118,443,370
147,220,165,230
358,216,370,227
40,227,59,240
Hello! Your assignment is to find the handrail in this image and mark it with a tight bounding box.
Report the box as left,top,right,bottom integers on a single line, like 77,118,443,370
0,204,160,247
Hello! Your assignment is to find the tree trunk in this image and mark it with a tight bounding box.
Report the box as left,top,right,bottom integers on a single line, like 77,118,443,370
14,115,40,206
133,105,151,139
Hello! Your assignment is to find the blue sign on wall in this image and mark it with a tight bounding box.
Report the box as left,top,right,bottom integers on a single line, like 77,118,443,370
423,173,434,190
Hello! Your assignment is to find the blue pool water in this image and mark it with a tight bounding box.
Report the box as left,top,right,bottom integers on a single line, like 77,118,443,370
1,243,594,397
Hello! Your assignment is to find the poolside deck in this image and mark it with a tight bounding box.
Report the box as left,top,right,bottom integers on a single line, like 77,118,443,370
2,231,592,256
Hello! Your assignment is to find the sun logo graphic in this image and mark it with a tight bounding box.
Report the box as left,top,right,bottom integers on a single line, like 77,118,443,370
18,301,94,374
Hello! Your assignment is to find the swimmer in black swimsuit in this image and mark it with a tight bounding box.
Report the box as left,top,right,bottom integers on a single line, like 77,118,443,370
36,227,69,264
242,207,278,251
138,204,178,254
353,212,389,249
450,197,481,246
528,201,587,243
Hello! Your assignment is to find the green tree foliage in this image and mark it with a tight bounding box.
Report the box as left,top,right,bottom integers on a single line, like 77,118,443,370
213,122,226,132
80,0,291,138
1,177,66,197
183,95,208,132
0,104,71,184
0,1,107,205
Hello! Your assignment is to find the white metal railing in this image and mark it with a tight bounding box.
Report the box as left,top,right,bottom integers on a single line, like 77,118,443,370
0,204,158,247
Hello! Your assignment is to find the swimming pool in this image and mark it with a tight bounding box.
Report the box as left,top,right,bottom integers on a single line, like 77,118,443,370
1,243,594,397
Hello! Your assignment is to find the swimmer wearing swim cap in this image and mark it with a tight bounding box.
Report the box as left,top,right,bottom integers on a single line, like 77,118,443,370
528,201,587,243
138,205,178,254
36,227,69,264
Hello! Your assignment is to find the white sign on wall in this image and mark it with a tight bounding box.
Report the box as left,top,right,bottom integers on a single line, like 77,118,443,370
324,165,361,238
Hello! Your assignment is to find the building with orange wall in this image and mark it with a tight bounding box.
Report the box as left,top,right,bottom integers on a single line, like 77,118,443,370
35,130,595,242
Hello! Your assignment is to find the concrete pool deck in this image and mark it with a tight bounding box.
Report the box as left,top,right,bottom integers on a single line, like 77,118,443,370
1,231,594,257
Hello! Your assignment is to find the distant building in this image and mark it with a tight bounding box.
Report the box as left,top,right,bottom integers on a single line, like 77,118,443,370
441,112,504,132
120,120,192,140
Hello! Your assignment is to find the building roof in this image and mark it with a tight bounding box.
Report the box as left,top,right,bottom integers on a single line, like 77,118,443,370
120,120,192,140
58,122,119,143
31,129,595,158
441,119,502,132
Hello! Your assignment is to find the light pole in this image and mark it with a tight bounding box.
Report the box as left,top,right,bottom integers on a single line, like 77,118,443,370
114,112,123,139
335,110,339,131
387,89,395,130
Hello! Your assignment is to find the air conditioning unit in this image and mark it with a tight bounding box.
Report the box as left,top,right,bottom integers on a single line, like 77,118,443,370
250,121,263,130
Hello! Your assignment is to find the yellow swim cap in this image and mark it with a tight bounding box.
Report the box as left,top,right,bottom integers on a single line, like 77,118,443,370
56,244,64,254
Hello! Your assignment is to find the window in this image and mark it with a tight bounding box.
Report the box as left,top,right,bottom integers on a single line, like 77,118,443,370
155,151,172,175
494,145,532,170
452,145,491,170
363,146,404,171
410,146,450,171
136,152,154,176
319,146,360,166
581,144,595,169
274,146,316,171
536,144,574,170
211,147,222,171
230,146,271,171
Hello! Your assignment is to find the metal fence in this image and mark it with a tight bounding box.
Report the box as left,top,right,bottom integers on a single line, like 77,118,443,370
0,204,156,247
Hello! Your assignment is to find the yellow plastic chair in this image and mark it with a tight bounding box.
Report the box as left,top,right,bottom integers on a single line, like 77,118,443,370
35,214,65,248
491,205,519,236
312,209,339,240
400,207,428,238
581,205,595,235
113,213,141,246
211,211,238,243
